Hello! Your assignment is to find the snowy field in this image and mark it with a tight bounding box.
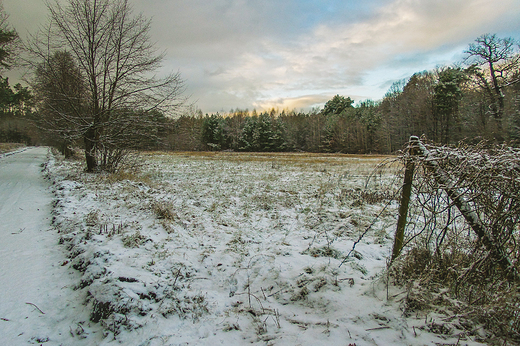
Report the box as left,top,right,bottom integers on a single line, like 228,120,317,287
39,150,486,345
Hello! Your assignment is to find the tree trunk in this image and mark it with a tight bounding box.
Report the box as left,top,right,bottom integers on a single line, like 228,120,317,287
84,129,97,172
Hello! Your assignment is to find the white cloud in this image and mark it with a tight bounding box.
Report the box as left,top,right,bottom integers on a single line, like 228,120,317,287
3,0,520,112
206,0,520,111
254,94,334,112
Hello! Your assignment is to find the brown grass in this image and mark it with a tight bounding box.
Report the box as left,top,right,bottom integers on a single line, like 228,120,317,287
142,150,396,165
0,143,25,154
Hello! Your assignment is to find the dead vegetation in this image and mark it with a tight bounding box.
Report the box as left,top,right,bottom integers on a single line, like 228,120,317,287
46,148,434,343
389,139,520,344
0,143,25,154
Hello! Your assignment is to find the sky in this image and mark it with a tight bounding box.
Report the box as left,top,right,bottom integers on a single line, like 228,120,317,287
3,0,520,113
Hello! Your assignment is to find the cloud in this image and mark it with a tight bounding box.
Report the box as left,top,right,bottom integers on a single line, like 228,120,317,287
2,0,46,38
3,0,520,113
290,0,517,74
207,0,520,111
254,94,332,111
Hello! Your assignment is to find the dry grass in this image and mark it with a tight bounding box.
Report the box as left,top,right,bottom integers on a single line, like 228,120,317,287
49,145,404,340
143,150,395,163
142,151,399,178
0,143,25,154
152,202,177,221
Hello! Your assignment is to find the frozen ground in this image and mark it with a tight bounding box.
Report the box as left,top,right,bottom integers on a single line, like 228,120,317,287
1,149,486,345
0,147,100,345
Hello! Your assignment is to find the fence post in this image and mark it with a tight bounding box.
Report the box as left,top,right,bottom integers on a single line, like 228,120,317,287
390,136,419,263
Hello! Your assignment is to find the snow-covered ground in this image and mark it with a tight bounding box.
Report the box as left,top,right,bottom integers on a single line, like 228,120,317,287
1,149,486,345
0,147,99,345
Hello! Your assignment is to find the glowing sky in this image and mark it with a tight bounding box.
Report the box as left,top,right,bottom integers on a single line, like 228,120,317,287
4,0,520,113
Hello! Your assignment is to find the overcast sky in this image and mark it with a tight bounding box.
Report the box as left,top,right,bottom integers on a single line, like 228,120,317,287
3,0,520,113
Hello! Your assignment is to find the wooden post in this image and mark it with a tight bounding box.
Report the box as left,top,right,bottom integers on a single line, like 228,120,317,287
390,136,419,263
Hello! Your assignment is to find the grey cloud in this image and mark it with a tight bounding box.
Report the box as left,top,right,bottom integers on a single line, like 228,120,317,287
4,0,520,113
3,0,47,37
204,67,227,77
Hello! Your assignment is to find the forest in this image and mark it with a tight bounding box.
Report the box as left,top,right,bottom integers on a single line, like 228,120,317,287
168,35,520,154
1,19,519,159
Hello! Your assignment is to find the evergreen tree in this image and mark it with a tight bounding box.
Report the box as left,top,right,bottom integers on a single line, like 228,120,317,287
0,8,17,70
239,112,286,152
434,67,467,144
322,95,354,116
0,6,34,144
201,113,227,150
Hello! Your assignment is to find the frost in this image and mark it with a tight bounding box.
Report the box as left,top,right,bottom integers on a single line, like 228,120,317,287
41,151,484,345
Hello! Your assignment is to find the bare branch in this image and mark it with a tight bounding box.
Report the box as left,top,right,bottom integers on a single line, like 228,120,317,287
29,0,186,171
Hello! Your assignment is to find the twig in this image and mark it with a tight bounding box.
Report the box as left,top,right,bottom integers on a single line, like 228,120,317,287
365,326,390,331
11,228,25,235
26,302,45,314
273,309,281,328
267,287,291,297
172,266,183,287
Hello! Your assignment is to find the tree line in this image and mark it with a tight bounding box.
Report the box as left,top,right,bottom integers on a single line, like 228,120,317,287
169,34,519,154
0,5,33,144
0,0,519,172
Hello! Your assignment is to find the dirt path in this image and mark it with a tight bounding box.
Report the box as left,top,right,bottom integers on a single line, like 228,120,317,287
0,147,94,345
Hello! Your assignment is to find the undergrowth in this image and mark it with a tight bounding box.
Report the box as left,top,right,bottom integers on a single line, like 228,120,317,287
389,141,520,345
0,142,25,153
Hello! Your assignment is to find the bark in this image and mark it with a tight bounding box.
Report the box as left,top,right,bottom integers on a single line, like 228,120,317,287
391,136,417,262
84,128,97,172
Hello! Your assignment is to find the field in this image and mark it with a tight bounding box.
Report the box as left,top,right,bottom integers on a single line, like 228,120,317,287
45,150,484,345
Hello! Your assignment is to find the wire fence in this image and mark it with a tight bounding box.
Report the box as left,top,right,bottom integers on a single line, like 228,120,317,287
389,136,520,343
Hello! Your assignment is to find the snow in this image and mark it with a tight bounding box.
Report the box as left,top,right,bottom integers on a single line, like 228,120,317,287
0,149,486,345
0,147,100,345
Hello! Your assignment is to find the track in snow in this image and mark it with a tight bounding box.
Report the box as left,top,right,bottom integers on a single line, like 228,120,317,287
0,147,95,345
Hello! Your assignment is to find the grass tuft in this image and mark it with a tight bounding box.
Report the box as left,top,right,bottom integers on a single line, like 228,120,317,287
152,202,177,221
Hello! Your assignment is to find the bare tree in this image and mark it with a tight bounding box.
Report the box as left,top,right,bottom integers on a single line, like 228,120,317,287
33,50,86,157
29,0,185,171
465,34,520,141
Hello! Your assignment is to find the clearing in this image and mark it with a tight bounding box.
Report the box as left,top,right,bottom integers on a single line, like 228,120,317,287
1,149,486,345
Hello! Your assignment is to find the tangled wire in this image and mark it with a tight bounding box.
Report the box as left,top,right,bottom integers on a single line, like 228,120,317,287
389,139,520,343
